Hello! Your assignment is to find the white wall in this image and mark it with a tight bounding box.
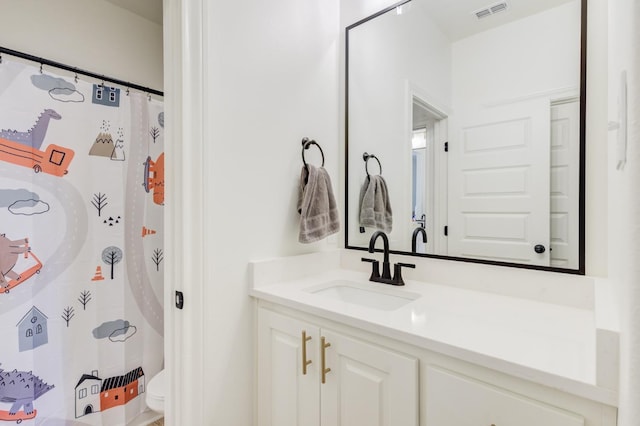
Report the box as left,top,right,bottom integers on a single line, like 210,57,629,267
205,0,341,419
0,0,163,91
607,0,639,424
452,1,581,107
167,0,341,424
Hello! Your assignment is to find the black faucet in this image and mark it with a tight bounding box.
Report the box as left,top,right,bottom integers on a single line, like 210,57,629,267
369,230,392,279
361,231,415,286
411,227,427,253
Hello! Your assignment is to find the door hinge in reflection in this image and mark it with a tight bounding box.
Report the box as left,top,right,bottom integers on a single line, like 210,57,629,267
175,291,184,309
444,226,448,236
444,142,449,152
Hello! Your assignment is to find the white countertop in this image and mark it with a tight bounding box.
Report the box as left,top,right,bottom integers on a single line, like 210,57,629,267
250,252,618,406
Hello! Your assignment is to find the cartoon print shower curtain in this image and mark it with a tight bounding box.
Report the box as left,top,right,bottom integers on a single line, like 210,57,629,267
0,58,164,425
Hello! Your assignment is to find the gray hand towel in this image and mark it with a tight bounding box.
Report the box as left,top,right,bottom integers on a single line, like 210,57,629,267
297,165,340,243
359,175,392,233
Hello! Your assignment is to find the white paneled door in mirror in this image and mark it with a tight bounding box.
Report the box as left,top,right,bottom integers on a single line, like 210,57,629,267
448,98,551,266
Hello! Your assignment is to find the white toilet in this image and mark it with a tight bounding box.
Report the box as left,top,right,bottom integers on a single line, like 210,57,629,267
146,369,166,414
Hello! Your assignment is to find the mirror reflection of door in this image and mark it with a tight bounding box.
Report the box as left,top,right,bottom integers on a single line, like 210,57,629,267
411,96,447,255
448,99,551,266
448,97,579,269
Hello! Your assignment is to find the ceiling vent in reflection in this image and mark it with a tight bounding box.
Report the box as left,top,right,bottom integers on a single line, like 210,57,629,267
474,1,508,19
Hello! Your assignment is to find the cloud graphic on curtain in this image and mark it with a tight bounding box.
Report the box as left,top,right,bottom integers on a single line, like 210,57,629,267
0,188,49,215
9,199,50,215
92,320,137,342
48,88,85,103
30,74,85,103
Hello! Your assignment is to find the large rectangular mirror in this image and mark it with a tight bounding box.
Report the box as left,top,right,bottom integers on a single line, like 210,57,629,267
346,0,586,273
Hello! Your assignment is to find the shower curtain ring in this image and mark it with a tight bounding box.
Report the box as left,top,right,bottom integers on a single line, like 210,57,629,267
126,87,130,96
39,63,43,74
147,93,151,102
74,73,78,83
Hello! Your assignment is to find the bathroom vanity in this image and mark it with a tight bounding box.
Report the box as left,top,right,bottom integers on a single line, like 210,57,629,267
250,251,618,426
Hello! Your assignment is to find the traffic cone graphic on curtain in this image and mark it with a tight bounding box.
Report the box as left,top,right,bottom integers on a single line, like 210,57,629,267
91,266,105,281
141,226,156,237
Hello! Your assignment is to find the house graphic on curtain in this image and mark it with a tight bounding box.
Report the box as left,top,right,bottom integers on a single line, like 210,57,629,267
16,306,48,352
92,85,120,107
75,367,145,418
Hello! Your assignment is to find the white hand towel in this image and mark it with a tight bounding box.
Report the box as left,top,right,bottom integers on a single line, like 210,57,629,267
297,165,340,243
359,175,392,233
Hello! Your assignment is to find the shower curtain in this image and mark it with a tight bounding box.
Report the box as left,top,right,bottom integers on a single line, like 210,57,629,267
0,58,164,425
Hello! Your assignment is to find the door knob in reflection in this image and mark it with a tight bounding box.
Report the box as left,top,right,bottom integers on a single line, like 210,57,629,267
534,244,546,254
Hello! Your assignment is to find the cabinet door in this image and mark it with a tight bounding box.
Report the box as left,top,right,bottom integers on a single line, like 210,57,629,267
320,330,419,426
426,367,584,426
257,309,320,426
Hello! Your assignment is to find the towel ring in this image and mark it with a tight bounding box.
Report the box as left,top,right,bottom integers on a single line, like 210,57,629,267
301,137,325,169
363,152,382,177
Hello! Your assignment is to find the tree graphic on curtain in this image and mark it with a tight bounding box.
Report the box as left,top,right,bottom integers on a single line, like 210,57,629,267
152,248,163,271
78,290,92,310
91,193,108,217
101,246,123,279
61,307,74,327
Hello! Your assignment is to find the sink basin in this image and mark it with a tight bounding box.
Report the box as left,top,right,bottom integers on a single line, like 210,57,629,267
306,280,420,311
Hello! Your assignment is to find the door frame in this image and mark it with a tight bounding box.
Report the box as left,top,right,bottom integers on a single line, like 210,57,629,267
163,0,206,424
404,81,449,256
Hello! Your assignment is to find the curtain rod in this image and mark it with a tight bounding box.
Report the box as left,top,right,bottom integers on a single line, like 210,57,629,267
0,46,164,97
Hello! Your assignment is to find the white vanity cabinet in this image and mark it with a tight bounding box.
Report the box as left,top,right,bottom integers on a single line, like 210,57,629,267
256,303,617,426
257,308,321,426
425,367,585,426
257,308,419,426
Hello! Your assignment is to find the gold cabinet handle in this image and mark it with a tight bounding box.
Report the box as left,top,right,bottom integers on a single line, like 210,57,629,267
301,330,312,375
321,336,331,384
